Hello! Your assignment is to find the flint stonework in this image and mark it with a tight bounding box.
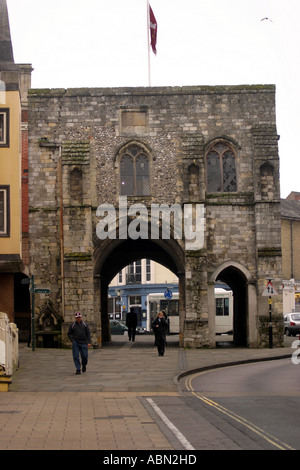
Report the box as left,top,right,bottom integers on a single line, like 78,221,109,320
28,85,282,348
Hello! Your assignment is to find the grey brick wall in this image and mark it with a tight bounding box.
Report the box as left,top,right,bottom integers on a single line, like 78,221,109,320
28,85,282,348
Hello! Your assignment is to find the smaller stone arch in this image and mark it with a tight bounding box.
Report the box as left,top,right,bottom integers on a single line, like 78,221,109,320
209,260,253,284
208,261,257,347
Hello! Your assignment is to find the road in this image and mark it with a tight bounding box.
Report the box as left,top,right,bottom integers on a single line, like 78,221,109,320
175,357,300,450
3,337,297,452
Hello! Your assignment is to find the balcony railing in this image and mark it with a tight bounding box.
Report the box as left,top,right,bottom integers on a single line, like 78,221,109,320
126,274,141,285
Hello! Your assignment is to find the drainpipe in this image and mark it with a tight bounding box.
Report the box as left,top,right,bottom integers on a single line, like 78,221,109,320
58,144,65,320
291,220,294,279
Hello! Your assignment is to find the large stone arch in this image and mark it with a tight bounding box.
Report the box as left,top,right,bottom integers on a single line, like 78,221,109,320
208,261,258,347
93,236,186,346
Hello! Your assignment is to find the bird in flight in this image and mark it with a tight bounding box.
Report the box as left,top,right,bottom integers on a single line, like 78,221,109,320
261,17,273,22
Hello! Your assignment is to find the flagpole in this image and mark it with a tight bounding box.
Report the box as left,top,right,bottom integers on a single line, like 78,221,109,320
147,0,151,86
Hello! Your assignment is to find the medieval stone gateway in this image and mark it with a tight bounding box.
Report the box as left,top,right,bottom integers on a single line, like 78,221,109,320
28,85,282,348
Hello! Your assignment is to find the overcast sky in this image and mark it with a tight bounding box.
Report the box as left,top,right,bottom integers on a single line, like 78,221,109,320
7,0,300,198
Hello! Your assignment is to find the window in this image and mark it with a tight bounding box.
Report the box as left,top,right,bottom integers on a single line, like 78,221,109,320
0,186,10,236
126,260,142,284
216,297,229,316
120,144,150,196
0,109,9,147
129,295,141,305
120,154,134,195
146,259,151,282
206,141,237,192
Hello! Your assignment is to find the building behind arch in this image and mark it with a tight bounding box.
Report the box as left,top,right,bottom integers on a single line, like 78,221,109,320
0,0,33,339
27,85,282,348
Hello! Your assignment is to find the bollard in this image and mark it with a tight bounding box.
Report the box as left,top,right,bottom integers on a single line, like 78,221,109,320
0,312,19,391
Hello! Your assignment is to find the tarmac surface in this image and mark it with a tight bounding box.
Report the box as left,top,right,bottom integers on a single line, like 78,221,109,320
0,334,296,452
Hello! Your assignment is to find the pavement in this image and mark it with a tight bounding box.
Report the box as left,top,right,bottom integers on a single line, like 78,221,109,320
0,334,296,452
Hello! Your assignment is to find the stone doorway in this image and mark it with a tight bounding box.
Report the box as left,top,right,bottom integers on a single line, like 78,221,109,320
209,262,256,347
94,238,185,346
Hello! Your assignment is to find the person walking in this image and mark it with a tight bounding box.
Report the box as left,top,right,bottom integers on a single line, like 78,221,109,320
67,312,91,374
152,311,168,356
126,307,138,341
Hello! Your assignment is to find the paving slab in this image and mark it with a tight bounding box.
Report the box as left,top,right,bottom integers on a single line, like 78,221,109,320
0,335,295,451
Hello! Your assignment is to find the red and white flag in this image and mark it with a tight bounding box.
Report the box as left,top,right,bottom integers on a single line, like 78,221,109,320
149,5,157,54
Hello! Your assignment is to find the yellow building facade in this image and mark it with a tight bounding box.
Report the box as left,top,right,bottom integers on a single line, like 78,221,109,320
0,0,25,322
0,90,21,255
281,195,300,313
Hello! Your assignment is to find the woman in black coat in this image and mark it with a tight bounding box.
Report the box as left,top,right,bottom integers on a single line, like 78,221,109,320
152,311,168,356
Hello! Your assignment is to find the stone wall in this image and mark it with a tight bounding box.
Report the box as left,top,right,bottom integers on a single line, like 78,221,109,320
28,85,282,348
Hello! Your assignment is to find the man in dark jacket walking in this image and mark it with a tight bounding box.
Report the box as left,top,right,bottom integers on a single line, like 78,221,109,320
67,312,91,374
126,307,138,341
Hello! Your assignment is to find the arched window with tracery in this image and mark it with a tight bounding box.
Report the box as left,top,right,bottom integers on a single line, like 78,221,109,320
120,144,150,196
206,141,237,192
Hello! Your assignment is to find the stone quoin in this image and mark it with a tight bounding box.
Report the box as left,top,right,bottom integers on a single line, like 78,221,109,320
27,85,282,348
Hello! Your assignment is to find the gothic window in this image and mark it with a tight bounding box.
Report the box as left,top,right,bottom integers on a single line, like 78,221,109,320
207,150,221,192
120,144,150,196
223,150,236,192
206,142,237,192
136,154,150,195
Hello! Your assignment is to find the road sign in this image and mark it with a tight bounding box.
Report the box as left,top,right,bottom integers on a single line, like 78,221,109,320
262,281,278,297
164,288,173,300
34,288,51,294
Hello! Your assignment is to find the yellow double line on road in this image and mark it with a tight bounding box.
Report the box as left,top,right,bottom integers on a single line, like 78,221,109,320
185,374,294,451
